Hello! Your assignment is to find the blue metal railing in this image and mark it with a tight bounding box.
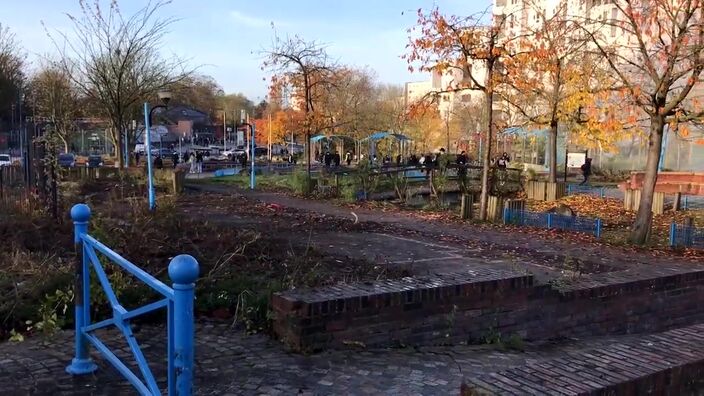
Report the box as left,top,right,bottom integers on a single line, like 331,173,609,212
66,204,199,395
669,222,704,249
566,184,606,198
503,208,602,237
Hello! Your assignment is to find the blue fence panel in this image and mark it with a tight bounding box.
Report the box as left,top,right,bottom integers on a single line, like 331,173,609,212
66,204,199,396
566,184,605,198
503,208,548,228
503,208,602,237
670,223,704,249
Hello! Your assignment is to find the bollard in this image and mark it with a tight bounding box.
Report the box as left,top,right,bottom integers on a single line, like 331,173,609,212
460,194,473,220
168,255,199,396
66,204,98,375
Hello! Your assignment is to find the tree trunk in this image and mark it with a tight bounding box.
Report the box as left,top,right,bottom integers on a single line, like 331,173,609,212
630,115,664,244
478,89,494,221
548,121,558,183
305,130,311,194
109,124,125,168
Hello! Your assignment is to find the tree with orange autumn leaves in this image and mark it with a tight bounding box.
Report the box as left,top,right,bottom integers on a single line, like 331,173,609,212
580,0,704,244
500,0,610,183
251,108,302,146
405,7,510,220
262,33,340,185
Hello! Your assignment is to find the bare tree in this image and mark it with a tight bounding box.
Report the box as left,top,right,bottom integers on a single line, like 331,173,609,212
0,23,25,130
262,33,339,188
29,60,84,153
48,0,192,167
581,0,704,244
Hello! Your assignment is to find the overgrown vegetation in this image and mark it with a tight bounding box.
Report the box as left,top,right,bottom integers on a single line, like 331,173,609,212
0,178,401,340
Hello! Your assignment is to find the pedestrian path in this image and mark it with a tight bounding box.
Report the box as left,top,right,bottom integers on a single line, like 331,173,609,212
4,322,704,395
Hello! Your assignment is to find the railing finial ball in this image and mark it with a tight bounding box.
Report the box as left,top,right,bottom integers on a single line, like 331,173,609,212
71,204,91,223
168,254,199,284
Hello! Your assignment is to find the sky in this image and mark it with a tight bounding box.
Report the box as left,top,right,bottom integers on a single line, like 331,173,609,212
2,0,491,100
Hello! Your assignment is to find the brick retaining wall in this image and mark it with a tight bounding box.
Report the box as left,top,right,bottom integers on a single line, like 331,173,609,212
273,266,704,352
462,324,704,395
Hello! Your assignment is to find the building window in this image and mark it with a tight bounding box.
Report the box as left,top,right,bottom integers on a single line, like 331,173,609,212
610,7,618,37
443,95,450,102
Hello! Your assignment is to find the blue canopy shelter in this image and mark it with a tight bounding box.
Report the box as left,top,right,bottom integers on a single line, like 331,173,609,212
359,131,413,161
309,134,358,162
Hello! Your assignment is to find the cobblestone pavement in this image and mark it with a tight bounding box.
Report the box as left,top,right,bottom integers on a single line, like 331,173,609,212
0,322,678,395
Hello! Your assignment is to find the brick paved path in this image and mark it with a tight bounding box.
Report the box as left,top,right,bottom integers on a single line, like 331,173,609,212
3,322,704,395
3,184,702,395
187,184,700,271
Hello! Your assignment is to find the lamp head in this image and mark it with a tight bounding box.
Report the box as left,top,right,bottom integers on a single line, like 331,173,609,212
157,91,172,106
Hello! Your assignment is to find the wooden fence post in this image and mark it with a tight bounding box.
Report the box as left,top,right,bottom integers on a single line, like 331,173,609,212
545,182,566,202
652,192,665,215
460,194,473,220
673,192,682,212
487,195,504,223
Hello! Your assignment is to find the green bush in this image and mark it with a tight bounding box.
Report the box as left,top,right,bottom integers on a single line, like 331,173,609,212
291,171,313,194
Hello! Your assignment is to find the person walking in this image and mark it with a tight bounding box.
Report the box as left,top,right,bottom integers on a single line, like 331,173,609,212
580,158,592,185
497,152,510,169
196,151,204,173
171,152,179,169
456,150,468,166
189,152,197,174
154,155,163,169
345,151,352,166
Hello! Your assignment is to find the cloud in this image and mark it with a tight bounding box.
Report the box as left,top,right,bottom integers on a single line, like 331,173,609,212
229,10,277,29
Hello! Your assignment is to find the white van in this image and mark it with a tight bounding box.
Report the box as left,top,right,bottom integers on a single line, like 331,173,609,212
0,154,11,167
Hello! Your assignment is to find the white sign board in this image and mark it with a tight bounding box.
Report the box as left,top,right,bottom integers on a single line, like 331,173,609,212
148,126,169,141
567,152,586,168
236,131,245,147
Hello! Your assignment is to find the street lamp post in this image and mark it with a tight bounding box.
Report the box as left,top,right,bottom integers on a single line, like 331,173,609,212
143,91,172,211
240,122,256,189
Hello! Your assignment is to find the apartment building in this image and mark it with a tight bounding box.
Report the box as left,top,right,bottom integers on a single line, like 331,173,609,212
404,65,486,120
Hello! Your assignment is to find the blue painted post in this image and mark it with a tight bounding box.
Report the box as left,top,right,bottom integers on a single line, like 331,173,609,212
547,213,554,228
168,255,199,396
599,187,605,198
144,103,156,211
124,130,129,169
66,204,98,375
595,218,602,238
250,123,256,190
684,195,689,210
669,222,677,247
567,184,572,195
503,207,510,224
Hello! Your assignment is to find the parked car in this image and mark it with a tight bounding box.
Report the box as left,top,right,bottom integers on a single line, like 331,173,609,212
87,154,103,168
151,148,175,157
0,154,11,167
58,153,76,168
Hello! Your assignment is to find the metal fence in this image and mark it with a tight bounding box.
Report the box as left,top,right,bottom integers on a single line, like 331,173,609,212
66,204,199,395
503,208,603,237
669,223,704,249
566,184,606,198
